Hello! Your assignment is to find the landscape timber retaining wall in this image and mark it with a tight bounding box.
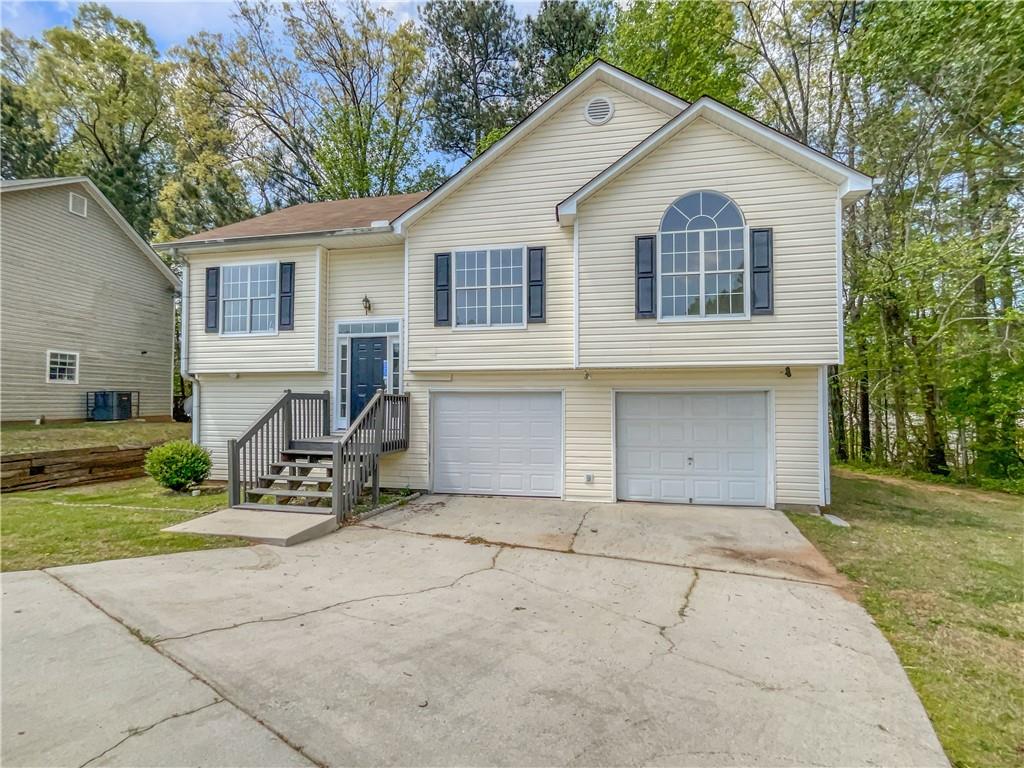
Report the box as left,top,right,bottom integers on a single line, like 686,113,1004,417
1,443,160,492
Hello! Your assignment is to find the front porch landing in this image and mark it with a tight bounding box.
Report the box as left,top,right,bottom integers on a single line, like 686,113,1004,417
165,507,336,547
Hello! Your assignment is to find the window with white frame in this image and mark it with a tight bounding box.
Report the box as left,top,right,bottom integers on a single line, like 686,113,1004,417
222,263,278,334
454,247,525,327
659,191,746,318
47,351,78,383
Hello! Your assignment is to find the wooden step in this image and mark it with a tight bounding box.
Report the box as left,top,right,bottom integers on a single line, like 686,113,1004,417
234,502,335,516
259,473,330,484
272,460,333,469
249,486,333,499
280,448,333,458
290,439,338,450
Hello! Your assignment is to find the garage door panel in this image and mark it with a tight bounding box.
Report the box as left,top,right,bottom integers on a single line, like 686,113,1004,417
617,392,768,507
433,392,562,498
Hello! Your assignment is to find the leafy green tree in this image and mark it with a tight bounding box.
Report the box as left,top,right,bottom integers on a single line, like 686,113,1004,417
151,55,252,241
475,126,512,156
1,32,57,179
300,1,435,198
421,0,524,160
600,0,744,105
180,0,436,205
520,0,611,105
30,3,171,234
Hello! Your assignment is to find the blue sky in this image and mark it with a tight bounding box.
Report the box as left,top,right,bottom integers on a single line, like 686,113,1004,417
2,0,543,51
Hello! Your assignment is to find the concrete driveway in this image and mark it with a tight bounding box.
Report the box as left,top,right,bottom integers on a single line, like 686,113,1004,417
2,495,947,767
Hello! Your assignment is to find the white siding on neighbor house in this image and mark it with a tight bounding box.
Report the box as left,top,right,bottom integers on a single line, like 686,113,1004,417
187,247,322,373
578,116,841,367
0,184,175,421
381,366,825,507
406,82,673,371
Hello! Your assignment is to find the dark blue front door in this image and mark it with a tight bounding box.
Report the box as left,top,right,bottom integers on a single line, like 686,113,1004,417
350,336,387,420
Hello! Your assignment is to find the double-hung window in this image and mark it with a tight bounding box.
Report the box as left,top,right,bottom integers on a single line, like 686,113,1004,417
659,191,747,319
454,247,525,327
47,350,78,383
222,263,277,334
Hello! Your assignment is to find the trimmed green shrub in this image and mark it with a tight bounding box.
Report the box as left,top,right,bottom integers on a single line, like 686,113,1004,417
144,440,211,492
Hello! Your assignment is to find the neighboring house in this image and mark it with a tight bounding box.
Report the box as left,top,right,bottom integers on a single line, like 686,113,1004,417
156,61,870,511
0,177,180,423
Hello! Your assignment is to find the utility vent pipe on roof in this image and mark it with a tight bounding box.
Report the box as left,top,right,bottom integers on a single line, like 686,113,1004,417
585,96,614,126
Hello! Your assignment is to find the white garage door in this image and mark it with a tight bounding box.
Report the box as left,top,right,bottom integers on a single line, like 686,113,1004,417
616,392,769,506
432,392,562,497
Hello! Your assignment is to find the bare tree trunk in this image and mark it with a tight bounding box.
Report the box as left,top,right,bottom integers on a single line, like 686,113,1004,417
828,365,849,461
922,380,949,474
859,370,871,462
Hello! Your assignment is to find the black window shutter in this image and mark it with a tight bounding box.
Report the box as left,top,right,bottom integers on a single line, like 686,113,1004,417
750,228,773,314
434,253,451,326
278,262,295,330
527,246,545,323
635,235,656,319
204,267,219,332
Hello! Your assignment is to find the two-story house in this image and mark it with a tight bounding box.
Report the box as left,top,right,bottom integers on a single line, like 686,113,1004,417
156,62,870,518
1,177,180,424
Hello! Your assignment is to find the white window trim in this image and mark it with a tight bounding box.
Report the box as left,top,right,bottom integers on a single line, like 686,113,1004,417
46,350,79,384
68,192,88,218
656,226,751,323
451,244,528,330
219,260,280,337
333,317,403,431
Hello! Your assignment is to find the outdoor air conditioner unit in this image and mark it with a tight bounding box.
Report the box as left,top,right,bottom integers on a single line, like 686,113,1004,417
86,391,140,421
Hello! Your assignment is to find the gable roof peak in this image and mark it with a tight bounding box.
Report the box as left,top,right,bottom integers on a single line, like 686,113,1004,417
556,95,873,225
391,60,687,234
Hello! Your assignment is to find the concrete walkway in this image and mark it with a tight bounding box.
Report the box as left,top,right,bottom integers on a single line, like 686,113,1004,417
1,496,948,767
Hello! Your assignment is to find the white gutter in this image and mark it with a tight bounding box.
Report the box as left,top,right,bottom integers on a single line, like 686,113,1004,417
175,250,200,444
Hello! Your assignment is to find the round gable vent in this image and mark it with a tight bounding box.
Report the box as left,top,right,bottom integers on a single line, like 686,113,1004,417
585,96,614,126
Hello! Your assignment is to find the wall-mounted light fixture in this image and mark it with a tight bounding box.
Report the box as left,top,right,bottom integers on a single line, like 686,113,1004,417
583,369,592,380
784,366,792,378
362,295,372,315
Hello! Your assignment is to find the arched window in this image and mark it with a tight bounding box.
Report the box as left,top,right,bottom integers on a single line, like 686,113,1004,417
659,191,746,318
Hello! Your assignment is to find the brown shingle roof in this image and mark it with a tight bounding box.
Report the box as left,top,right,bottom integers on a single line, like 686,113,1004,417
175,191,430,244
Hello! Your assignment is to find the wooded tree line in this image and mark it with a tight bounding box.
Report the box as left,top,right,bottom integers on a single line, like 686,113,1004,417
2,0,1021,487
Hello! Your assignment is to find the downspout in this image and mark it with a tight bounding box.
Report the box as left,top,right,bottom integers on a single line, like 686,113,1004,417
174,249,200,444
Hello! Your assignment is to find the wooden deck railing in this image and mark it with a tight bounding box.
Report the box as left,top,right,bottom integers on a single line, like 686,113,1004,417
332,391,410,520
227,390,331,507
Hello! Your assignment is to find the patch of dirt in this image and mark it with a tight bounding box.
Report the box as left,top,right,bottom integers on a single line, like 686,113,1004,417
701,543,850,592
404,500,447,513
833,467,1016,505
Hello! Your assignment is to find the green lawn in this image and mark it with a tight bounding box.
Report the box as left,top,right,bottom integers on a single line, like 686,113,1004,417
789,469,1023,768
1,420,191,455
1,477,246,571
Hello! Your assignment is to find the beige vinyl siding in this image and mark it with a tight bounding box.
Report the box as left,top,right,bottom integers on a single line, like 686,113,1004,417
407,83,672,371
0,185,175,421
196,373,330,477
195,245,406,470
326,245,405,321
187,247,321,373
578,117,840,367
381,366,824,507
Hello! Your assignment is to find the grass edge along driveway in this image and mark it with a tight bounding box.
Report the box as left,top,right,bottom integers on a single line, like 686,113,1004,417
2,477,246,571
790,469,1023,768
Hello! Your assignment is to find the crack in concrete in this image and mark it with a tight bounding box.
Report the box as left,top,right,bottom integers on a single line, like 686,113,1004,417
78,700,222,768
44,571,326,768
153,545,505,644
493,566,671,638
359,522,842,589
567,506,596,553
